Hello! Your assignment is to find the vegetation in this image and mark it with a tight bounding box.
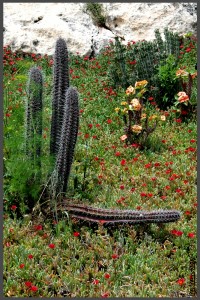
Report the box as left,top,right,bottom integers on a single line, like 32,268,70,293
3,29,197,297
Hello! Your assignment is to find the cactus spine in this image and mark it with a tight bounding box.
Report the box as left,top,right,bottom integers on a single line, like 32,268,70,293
50,37,70,156
26,67,43,166
52,86,79,194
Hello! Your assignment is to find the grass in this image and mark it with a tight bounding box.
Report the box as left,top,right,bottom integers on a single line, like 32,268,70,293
3,40,197,297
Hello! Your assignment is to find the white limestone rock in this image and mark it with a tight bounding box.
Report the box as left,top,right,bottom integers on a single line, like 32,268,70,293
3,3,197,56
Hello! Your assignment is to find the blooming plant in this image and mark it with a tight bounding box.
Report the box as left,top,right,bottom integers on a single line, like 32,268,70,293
173,69,197,119
116,80,160,148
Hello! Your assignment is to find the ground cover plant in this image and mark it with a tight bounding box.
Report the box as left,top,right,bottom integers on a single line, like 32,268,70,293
3,29,197,297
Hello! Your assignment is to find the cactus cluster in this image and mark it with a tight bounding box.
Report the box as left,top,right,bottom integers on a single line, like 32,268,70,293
25,37,180,226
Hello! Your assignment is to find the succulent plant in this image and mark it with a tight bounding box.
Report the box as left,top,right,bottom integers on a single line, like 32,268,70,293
57,202,181,225
26,66,43,164
51,86,79,194
50,37,70,156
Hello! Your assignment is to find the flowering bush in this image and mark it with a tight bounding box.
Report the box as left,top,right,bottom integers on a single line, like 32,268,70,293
115,80,166,148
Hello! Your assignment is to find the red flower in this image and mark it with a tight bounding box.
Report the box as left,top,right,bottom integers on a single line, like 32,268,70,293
73,232,80,237
34,225,43,231
30,285,38,292
119,185,125,190
48,243,55,249
140,192,147,197
188,232,195,238
185,48,191,53
129,60,137,65
101,292,110,298
171,230,183,236
88,123,93,129
177,278,185,285
92,279,100,285
112,254,119,259
184,211,191,215
145,163,151,168
147,193,153,198
154,162,161,167
165,185,170,190
84,133,90,139
11,205,17,211
25,281,32,287
104,273,110,279
148,96,154,101
190,139,196,143
115,151,121,156
136,206,142,210
28,254,33,259
107,119,112,124
120,159,126,166
19,264,25,269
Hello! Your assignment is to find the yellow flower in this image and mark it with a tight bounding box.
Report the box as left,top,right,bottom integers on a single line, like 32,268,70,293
141,113,146,120
160,115,166,121
130,98,141,111
135,80,148,89
126,85,135,95
115,107,120,113
123,108,128,114
121,101,128,106
131,125,142,134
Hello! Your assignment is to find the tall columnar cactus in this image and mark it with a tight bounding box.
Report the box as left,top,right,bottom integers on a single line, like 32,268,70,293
26,66,43,166
52,86,79,195
50,37,70,156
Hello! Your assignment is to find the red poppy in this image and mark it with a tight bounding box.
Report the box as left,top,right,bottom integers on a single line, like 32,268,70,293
28,254,33,259
107,119,112,124
49,243,55,249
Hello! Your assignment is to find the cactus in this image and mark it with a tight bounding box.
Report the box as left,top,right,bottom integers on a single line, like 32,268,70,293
26,66,43,165
50,37,70,156
56,202,181,225
51,86,79,194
